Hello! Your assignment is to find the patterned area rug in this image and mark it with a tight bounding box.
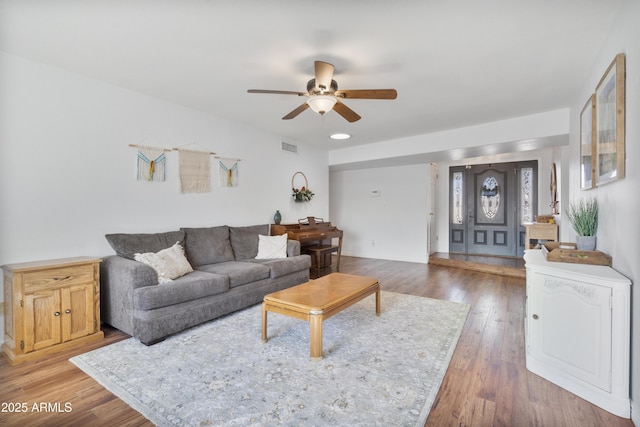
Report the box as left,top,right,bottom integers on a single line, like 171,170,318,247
71,291,469,426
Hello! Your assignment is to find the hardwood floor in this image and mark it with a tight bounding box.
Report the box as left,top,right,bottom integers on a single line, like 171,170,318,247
428,252,526,279
0,256,633,426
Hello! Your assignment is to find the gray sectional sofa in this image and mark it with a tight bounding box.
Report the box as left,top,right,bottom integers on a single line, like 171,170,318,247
101,224,311,345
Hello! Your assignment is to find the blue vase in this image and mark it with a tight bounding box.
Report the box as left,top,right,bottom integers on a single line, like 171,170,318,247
274,210,282,225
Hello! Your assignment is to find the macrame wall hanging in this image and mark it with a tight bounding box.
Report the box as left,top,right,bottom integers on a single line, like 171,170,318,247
216,156,241,187
129,143,170,182
173,147,216,193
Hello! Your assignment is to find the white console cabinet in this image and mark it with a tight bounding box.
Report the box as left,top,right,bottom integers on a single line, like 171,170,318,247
523,250,631,418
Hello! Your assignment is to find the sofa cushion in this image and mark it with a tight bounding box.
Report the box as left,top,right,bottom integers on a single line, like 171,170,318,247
255,234,288,259
229,224,270,260
181,226,235,267
253,255,312,279
133,242,193,284
134,270,229,310
105,230,185,260
196,261,270,288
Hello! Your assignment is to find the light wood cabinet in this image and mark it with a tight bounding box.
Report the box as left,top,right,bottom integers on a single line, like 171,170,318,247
524,223,558,249
523,250,631,418
2,257,103,365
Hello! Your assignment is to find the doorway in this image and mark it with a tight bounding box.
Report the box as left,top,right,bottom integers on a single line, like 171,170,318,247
449,161,537,257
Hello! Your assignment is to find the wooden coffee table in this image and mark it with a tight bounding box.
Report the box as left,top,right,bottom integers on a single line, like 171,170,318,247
262,272,380,360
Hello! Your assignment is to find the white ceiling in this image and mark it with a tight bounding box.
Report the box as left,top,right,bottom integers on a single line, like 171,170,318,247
0,0,623,149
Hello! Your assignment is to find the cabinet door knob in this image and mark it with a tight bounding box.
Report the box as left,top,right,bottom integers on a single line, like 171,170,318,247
532,314,539,320
65,309,71,314
54,311,61,317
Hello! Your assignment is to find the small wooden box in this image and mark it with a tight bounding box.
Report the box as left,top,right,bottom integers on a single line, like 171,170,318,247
541,242,612,266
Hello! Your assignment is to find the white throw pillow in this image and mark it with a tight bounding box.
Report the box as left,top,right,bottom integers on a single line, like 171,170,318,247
255,234,288,259
134,242,193,284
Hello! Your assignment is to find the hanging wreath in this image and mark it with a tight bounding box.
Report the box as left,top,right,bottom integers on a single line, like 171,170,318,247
291,171,314,202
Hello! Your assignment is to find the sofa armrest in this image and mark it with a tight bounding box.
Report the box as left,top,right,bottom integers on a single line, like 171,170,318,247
100,255,158,335
102,255,158,288
287,239,301,257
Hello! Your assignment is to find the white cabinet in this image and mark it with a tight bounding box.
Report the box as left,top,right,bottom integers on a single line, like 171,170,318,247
524,250,631,418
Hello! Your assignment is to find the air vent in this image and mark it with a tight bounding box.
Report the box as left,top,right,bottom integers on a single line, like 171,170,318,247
281,141,298,154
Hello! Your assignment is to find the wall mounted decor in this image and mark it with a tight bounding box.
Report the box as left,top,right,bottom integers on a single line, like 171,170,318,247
216,157,240,187
580,95,596,190
173,147,216,193
129,143,170,182
595,53,625,186
550,163,559,214
291,171,314,202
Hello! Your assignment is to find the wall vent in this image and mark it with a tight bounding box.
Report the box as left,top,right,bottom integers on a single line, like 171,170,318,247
281,141,298,154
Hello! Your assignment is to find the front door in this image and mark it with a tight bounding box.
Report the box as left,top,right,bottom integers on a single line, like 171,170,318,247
449,161,537,257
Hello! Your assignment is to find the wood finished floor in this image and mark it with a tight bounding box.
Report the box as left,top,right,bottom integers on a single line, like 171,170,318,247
0,256,633,426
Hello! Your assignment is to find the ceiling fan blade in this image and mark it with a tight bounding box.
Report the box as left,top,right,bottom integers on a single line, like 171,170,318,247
247,89,306,96
333,100,361,123
314,61,335,91
335,89,397,100
282,103,310,120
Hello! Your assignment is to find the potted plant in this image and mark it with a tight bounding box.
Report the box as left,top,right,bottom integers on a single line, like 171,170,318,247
565,198,598,250
291,172,314,202
292,186,314,202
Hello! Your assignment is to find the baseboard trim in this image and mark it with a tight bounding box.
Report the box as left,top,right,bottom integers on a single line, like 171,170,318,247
631,400,638,425
339,251,428,264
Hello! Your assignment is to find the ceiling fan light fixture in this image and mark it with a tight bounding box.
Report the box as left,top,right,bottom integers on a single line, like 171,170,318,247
247,60,396,122
307,95,337,115
330,133,351,140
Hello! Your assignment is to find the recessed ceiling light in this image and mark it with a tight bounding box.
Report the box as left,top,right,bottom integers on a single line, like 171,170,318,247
330,133,351,140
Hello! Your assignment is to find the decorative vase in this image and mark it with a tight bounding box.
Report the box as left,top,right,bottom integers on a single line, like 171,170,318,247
576,235,596,251
274,210,281,225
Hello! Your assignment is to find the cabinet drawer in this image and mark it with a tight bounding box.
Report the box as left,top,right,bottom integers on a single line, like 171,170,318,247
23,265,95,293
531,229,557,240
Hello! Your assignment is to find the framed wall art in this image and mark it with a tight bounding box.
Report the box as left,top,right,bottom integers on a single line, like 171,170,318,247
595,53,625,186
580,95,596,190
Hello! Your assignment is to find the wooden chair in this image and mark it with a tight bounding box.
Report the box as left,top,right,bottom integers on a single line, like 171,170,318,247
303,244,340,278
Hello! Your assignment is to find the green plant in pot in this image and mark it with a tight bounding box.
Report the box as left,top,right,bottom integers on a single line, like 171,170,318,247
565,198,598,250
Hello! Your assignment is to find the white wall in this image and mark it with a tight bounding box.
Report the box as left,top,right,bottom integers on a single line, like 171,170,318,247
329,146,559,262
329,109,569,167
329,164,429,263
0,52,329,266
567,0,639,421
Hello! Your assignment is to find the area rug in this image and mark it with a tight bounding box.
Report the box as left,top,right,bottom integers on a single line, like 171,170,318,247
71,291,469,426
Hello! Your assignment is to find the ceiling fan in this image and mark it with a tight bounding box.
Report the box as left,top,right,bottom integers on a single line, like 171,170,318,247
247,61,397,122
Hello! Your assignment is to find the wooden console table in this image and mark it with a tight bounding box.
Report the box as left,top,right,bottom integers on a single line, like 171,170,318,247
524,223,558,249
